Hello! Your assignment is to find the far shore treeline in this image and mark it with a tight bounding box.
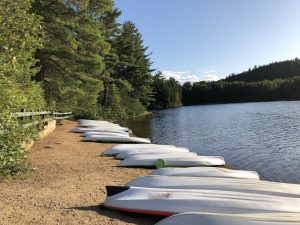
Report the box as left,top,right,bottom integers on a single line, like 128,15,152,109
182,59,300,105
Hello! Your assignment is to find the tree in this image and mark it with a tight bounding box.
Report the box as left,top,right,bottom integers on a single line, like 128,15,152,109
115,21,154,109
0,0,44,175
150,71,182,109
32,0,112,117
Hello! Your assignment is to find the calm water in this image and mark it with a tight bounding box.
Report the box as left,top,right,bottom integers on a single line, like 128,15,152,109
121,101,300,184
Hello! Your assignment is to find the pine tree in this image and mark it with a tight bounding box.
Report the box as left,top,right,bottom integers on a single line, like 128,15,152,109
151,71,182,109
32,0,112,116
115,21,154,109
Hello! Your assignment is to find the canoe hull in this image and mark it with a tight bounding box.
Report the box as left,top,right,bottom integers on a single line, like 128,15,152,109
81,135,151,143
126,175,300,198
155,212,300,225
118,154,225,167
103,144,179,156
104,186,300,216
150,167,259,180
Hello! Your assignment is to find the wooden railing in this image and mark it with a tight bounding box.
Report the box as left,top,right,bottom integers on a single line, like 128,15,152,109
15,110,72,129
53,112,72,120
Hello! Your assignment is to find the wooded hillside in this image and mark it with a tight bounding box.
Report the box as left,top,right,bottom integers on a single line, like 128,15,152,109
182,59,300,105
225,58,300,82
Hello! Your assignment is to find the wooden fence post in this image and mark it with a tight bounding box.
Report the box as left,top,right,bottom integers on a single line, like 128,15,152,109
20,108,25,123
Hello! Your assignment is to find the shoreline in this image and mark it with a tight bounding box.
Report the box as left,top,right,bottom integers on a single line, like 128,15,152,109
0,121,160,225
125,111,152,120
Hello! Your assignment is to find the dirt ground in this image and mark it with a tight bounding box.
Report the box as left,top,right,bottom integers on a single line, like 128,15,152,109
0,121,162,225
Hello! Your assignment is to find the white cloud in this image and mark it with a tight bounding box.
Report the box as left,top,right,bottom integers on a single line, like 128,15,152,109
203,70,216,74
161,69,222,84
201,69,221,81
162,71,200,84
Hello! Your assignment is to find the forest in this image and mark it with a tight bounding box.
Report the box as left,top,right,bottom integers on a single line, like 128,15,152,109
182,59,300,105
0,0,180,175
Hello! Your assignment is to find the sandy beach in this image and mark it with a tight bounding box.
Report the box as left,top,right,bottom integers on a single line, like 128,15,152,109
0,121,161,225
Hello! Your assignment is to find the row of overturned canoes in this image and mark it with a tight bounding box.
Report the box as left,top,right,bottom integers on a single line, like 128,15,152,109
72,119,300,225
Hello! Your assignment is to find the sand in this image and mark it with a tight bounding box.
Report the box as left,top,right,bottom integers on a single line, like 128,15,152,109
0,121,161,225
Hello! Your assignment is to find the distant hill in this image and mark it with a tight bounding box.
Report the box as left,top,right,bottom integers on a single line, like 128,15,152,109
225,58,300,82
182,58,300,105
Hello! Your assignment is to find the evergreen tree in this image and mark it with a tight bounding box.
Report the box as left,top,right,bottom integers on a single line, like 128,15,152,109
32,0,112,117
115,21,154,109
150,71,182,109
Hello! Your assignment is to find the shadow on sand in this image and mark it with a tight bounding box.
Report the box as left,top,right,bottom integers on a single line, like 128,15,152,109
68,204,163,225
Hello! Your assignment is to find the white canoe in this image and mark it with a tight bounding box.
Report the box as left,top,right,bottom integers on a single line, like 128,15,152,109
78,120,122,127
82,124,124,129
126,176,300,198
102,144,177,156
77,120,126,129
78,119,108,123
118,154,225,167
78,119,117,125
104,186,300,216
81,131,129,137
81,133,130,138
150,167,259,180
116,148,190,159
81,135,151,143
155,212,300,225
71,127,130,133
83,130,129,135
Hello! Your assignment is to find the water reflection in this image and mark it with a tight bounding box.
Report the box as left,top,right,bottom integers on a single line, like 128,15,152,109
119,114,153,138
122,101,300,184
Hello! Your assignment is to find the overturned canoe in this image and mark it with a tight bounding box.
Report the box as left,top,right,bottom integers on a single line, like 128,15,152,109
118,154,225,167
78,119,109,123
81,135,151,143
78,119,118,126
155,212,300,225
116,148,190,159
78,123,118,128
102,144,178,156
104,186,300,216
71,126,130,133
126,175,300,198
81,131,129,137
150,167,259,180
77,121,124,128
154,156,225,168
82,124,124,129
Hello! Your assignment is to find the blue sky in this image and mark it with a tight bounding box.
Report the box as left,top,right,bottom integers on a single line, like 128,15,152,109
115,0,300,83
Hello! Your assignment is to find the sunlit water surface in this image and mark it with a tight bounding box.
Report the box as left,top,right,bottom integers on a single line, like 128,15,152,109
121,101,300,184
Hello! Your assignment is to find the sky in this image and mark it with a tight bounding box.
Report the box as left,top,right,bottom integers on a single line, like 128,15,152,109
115,0,300,83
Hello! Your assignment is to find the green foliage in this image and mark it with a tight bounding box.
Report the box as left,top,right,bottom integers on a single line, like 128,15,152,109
33,0,108,113
0,0,164,175
150,71,182,109
0,0,45,110
183,59,300,105
96,20,154,119
32,1,153,120
225,58,300,82
0,106,34,176
0,0,44,176
182,76,300,105
114,21,154,106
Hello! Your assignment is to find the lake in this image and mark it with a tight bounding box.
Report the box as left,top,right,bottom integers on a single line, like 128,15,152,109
121,101,300,184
